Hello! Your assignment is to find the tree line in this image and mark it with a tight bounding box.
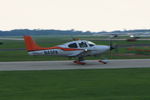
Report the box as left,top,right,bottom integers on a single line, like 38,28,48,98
0,29,149,36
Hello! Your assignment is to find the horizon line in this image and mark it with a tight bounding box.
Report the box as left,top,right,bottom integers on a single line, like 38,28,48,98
0,28,150,32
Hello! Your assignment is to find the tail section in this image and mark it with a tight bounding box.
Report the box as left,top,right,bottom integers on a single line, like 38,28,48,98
23,36,42,51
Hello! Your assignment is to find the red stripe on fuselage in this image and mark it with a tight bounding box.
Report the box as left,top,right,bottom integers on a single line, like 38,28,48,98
27,46,82,52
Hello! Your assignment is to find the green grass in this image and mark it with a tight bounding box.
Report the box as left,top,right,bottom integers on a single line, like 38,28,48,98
0,68,150,100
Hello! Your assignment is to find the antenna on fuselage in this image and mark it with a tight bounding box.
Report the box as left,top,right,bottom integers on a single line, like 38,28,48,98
72,38,80,41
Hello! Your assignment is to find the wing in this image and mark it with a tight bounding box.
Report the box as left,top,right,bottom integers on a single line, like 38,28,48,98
74,49,92,57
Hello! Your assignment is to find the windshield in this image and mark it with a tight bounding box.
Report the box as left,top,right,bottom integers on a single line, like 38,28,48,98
88,41,95,47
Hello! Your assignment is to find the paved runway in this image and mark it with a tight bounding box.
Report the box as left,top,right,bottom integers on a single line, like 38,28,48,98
0,37,23,40
0,59,150,71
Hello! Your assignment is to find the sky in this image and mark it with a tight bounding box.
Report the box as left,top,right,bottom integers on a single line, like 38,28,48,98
0,0,150,32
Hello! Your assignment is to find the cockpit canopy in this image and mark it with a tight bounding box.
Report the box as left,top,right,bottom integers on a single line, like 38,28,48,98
67,40,96,48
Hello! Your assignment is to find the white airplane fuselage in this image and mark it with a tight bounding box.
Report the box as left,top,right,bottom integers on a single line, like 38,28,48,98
27,40,110,57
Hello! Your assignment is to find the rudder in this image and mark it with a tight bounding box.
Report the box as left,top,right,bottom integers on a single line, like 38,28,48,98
23,36,42,51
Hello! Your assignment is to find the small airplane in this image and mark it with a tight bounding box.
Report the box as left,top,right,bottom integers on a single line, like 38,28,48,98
23,36,115,65
126,34,140,42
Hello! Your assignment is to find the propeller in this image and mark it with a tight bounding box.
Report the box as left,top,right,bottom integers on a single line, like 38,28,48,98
108,35,119,58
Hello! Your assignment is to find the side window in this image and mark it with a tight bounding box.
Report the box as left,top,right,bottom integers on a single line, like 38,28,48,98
68,43,78,48
79,42,88,48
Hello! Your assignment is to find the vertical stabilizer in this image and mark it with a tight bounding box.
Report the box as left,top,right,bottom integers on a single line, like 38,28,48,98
23,36,42,51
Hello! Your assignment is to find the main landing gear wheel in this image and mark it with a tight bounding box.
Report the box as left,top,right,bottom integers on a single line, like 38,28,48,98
73,57,86,65
73,60,86,65
99,60,108,64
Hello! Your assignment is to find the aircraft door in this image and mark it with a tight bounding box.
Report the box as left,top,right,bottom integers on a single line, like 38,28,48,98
79,42,88,48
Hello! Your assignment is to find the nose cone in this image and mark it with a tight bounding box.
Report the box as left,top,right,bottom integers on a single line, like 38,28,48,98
96,45,110,53
103,45,110,51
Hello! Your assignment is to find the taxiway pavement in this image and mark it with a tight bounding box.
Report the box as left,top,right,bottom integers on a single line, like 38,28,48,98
0,59,150,71
0,37,23,40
